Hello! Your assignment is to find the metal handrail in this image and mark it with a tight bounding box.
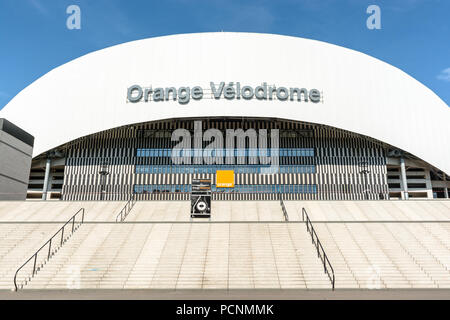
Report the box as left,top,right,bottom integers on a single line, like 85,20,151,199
115,195,136,222
13,208,85,291
301,207,335,290
279,197,289,221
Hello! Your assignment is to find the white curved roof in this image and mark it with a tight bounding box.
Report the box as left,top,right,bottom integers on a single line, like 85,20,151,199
1,32,449,174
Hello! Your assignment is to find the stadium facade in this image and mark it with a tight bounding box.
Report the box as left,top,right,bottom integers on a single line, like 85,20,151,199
0,33,449,201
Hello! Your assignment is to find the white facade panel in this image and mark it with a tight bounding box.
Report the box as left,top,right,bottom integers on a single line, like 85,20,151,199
0,32,449,174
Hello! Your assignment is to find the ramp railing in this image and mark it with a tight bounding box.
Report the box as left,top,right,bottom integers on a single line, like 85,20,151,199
280,196,289,221
116,195,136,222
301,207,335,290
13,208,85,291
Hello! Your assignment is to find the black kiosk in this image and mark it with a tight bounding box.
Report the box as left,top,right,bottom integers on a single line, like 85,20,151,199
191,178,211,218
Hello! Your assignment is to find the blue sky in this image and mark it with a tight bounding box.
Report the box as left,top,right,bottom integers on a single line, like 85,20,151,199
0,0,449,109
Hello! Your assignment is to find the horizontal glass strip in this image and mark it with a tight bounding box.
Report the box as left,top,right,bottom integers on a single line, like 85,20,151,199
133,184,317,194
135,165,316,174
136,148,315,157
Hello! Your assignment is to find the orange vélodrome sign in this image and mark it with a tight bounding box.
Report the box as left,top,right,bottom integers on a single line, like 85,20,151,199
216,170,235,188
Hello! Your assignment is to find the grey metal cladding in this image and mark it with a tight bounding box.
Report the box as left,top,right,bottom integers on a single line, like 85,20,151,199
0,118,35,147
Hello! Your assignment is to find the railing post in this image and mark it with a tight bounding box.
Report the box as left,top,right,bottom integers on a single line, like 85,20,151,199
333,272,335,290
72,216,75,232
14,274,18,291
61,227,64,245
32,254,37,275
317,241,320,257
48,239,52,259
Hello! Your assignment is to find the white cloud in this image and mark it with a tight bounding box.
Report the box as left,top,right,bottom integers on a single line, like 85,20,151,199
437,68,450,82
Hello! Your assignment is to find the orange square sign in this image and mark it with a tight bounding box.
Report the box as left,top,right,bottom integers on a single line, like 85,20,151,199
216,170,235,188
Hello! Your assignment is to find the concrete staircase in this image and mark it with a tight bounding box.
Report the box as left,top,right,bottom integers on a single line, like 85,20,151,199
310,222,450,288
1,200,449,290
283,200,450,288
0,201,126,222
284,200,450,221
24,223,331,289
0,224,61,289
125,201,285,221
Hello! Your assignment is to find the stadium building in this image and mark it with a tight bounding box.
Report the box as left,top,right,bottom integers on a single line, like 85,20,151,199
0,32,449,202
